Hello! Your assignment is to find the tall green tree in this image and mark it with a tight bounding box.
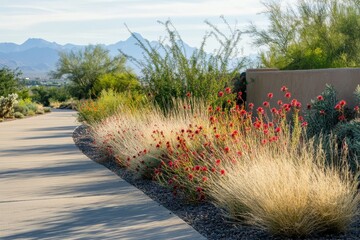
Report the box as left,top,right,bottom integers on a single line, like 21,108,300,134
52,45,130,99
0,67,21,97
249,0,360,69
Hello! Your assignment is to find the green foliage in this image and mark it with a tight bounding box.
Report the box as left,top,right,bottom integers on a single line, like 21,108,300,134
0,67,21,97
92,72,141,96
305,85,339,138
0,93,18,118
77,90,148,125
14,112,24,119
123,18,245,113
333,118,360,168
250,0,360,69
52,45,130,99
44,107,51,113
14,98,37,115
30,86,71,106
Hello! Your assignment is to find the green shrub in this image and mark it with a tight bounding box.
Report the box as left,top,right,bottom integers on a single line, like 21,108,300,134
0,93,18,118
14,98,37,116
124,18,245,113
77,89,148,125
14,112,24,119
27,110,35,116
0,118,3,122
43,107,51,113
305,85,339,138
334,118,360,169
36,109,44,115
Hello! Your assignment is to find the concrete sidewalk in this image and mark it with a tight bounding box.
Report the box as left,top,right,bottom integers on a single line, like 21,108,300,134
0,110,205,240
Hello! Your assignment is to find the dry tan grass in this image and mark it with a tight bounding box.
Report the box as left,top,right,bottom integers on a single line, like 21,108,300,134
208,139,359,237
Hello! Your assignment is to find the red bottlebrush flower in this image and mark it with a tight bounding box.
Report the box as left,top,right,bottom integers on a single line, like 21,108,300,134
248,103,254,109
220,169,226,175
168,161,173,167
168,179,174,185
298,116,304,122
186,92,191,97
275,127,281,133
281,86,288,92
263,101,270,107
208,106,213,112
194,165,201,171
296,102,302,108
202,176,208,182
319,110,325,115
339,100,346,106
215,134,221,139
338,115,346,121
257,107,265,115
227,99,232,104
261,139,268,145
238,91,243,96
225,87,232,94
307,104,311,110
216,159,221,165
291,99,298,107
354,106,359,112
264,129,269,135
271,108,277,114
211,167,216,172
268,122,274,127
237,151,242,156
202,166,208,172
218,91,224,97
224,146,230,153
317,95,324,101
188,174,194,180
301,121,308,127
267,93,274,99
240,109,247,116
196,187,203,192
285,92,291,99
231,130,238,138
277,100,283,106
334,104,341,110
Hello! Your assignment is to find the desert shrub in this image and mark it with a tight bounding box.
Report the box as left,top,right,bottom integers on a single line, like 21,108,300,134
77,90,148,125
0,93,18,118
14,98,38,116
305,85,339,138
43,107,51,113
14,112,24,119
27,110,35,116
124,18,246,113
0,67,21,97
334,118,360,168
0,118,3,122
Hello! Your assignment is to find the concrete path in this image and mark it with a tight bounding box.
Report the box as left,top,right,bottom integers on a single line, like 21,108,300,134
0,110,205,240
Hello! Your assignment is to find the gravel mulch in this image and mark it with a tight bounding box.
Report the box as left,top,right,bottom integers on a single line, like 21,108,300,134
73,125,359,240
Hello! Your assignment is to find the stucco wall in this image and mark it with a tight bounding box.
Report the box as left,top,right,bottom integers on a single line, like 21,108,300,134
246,68,360,109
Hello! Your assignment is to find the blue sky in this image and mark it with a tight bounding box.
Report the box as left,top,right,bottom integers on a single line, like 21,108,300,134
0,0,293,55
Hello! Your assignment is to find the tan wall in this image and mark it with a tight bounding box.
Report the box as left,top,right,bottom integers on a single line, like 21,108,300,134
246,68,360,110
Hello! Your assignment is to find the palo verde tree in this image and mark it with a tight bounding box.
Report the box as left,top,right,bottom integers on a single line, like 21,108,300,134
52,45,132,99
249,0,360,69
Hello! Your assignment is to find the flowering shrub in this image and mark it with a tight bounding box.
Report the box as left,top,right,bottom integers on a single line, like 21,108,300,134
89,86,359,237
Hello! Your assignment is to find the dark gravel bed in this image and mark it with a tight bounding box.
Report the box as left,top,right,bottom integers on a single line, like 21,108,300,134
73,125,360,240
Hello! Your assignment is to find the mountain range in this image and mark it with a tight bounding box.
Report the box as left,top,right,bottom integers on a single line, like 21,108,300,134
0,33,196,79
0,34,257,80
